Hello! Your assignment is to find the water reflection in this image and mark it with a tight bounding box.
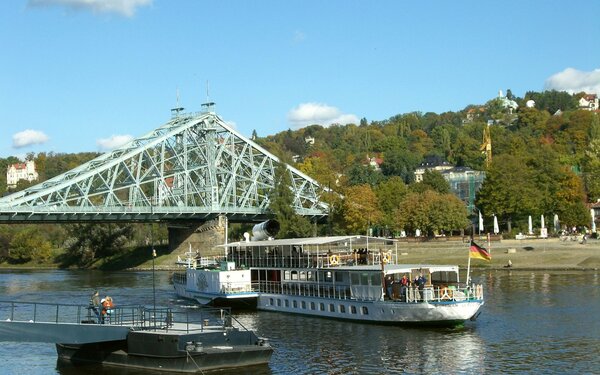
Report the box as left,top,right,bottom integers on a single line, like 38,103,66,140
1,270,599,374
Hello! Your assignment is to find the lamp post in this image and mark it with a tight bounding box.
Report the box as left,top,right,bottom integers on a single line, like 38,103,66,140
151,201,156,324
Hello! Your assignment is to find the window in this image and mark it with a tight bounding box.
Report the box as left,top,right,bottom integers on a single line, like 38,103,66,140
301,301,306,309
329,304,335,312
285,300,289,307
361,306,369,315
335,272,344,282
339,305,346,313
269,298,274,305
284,270,291,280
324,271,333,282
307,271,314,281
310,302,315,310
360,273,369,285
300,271,307,281
293,300,298,308
319,303,325,311
351,305,357,314
351,273,360,285
277,299,282,307
291,271,298,280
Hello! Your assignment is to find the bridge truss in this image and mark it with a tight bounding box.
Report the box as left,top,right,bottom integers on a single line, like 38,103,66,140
0,110,328,223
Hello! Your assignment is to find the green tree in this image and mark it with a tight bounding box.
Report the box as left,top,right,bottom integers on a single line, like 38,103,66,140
64,223,132,267
8,227,52,264
475,154,541,233
375,177,409,233
341,184,382,234
269,163,313,238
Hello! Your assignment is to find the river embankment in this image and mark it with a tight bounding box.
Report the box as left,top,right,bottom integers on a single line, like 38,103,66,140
392,237,599,271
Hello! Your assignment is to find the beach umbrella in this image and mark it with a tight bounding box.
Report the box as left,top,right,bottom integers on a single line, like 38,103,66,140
478,211,484,233
592,209,596,233
528,215,533,234
493,215,499,234
554,214,560,232
541,214,545,229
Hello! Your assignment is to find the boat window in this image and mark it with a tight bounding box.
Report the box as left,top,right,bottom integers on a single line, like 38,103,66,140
299,271,306,281
284,270,291,280
324,271,333,283
269,298,274,306
277,299,282,307
339,305,346,313
320,303,325,311
285,300,289,307
301,301,306,309
293,300,298,308
350,305,357,314
329,304,335,312
360,272,369,285
335,272,344,282
371,273,382,286
361,306,369,315
291,271,298,280
307,271,314,281
310,302,315,310
351,273,360,285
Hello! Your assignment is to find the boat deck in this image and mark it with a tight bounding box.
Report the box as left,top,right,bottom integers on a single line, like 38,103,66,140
0,300,236,344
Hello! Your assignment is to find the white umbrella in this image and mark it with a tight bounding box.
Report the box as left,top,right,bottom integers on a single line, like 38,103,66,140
554,214,560,232
592,209,596,233
541,214,545,229
493,215,499,234
478,211,484,233
528,215,533,234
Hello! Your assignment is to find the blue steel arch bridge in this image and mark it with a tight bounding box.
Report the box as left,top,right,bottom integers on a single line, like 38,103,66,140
0,107,328,225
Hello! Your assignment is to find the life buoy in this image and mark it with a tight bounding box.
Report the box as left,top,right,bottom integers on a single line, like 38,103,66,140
382,252,390,264
329,254,340,266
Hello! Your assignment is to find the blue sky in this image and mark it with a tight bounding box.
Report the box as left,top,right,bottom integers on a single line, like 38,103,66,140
1,0,599,159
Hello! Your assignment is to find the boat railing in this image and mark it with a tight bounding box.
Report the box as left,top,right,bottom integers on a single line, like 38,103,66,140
228,250,396,269
0,300,243,334
218,281,254,294
255,281,353,301
252,282,484,303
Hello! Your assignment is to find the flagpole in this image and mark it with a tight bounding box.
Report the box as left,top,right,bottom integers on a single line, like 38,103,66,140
466,245,472,285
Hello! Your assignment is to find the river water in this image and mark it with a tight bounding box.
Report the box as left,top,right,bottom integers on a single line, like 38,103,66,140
0,269,598,374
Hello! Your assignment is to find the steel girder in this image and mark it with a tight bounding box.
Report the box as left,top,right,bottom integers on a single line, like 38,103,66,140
0,111,328,223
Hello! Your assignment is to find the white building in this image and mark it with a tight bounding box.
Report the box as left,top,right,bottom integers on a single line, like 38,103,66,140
7,160,38,188
579,94,599,111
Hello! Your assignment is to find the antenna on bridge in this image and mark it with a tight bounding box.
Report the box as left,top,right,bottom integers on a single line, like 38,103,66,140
171,87,185,118
201,80,215,113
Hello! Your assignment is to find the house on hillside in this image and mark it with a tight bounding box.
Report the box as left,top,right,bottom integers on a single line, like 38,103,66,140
7,160,39,189
579,94,599,111
414,158,485,213
364,154,383,171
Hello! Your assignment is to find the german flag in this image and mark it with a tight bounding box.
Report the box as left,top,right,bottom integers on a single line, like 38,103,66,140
470,240,491,261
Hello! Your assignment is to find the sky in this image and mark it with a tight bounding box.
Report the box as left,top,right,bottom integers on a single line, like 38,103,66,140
1,0,599,159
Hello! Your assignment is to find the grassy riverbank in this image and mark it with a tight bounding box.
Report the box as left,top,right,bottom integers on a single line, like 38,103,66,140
393,237,600,271
1,238,598,271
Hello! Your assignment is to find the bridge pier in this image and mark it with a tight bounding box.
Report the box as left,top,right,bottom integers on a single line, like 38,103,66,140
168,216,226,258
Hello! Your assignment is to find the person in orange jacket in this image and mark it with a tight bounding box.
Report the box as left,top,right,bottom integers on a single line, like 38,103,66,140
101,296,115,324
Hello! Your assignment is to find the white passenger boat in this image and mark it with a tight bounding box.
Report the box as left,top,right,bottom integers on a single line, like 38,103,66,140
173,253,259,308
174,235,484,326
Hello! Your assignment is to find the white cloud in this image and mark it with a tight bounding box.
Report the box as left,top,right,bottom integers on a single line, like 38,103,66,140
287,103,359,129
544,67,600,95
27,0,152,17
12,129,49,148
97,134,134,151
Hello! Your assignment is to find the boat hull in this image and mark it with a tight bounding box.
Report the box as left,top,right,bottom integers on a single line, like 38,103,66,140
173,282,258,309
257,293,482,326
56,330,272,373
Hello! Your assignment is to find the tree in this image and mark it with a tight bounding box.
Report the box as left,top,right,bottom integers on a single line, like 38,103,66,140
415,170,450,194
375,177,409,233
8,227,52,264
395,190,469,237
380,147,421,183
475,154,541,233
64,223,132,267
269,163,313,238
341,184,382,234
